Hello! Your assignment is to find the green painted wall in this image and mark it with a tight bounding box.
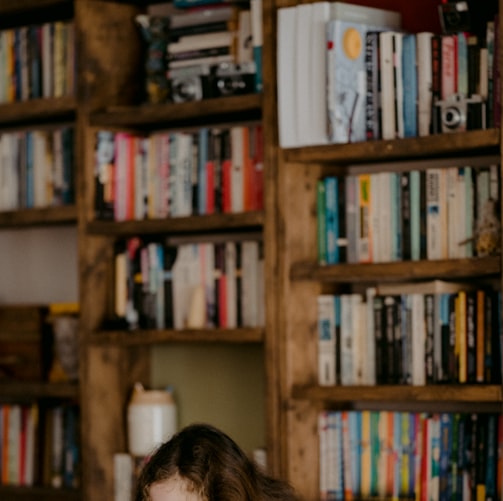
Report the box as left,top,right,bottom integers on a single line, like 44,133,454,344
151,343,266,455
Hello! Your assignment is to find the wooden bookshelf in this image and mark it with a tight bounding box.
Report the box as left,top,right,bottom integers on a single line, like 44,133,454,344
292,384,503,404
0,0,72,15
88,327,265,346
86,211,264,236
0,381,78,399
0,486,81,501
290,256,501,282
283,128,501,164
0,206,77,227
89,94,263,129
0,97,76,126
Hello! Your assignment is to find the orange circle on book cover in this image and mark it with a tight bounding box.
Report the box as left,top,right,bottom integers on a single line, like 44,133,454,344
343,27,362,60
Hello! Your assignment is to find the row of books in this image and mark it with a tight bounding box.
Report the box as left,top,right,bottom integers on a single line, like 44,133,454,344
317,282,503,387
0,403,80,489
113,236,264,331
0,127,74,212
363,27,497,142
0,21,75,103
318,410,503,501
94,125,263,222
277,1,498,147
316,161,501,265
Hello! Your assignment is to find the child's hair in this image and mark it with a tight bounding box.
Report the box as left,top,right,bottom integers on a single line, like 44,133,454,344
135,423,301,501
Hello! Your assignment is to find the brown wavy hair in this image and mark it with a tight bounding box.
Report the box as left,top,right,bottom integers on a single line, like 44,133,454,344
134,423,301,501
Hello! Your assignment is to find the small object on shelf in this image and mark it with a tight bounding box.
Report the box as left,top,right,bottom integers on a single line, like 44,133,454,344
127,382,178,457
48,303,80,383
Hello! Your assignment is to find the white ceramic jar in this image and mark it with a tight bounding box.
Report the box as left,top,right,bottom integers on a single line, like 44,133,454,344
127,382,177,457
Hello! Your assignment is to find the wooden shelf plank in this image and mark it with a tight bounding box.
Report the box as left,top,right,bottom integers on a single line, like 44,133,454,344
89,94,263,128
0,0,72,15
284,129,500,164
290,256,501,283
292,384,502,403
89,327,265,346
0,96,76,126
0,485,81,501
0,205,77,228
86,211,264,236
0,381,78,399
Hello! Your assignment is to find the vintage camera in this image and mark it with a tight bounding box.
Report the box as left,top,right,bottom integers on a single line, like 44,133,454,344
211,62,256,97
433,93,486,134
168,64,213,103
438,1,471,34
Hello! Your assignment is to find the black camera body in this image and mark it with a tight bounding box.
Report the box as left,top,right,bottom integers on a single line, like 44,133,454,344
211,62,256,97
168,64,213,103
168,62,256,103
433,93,486,134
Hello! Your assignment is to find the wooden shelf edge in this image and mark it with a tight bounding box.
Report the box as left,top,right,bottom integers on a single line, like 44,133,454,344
0,205,77,228
86,211,265,236
290,256,501,283
88,327,265,345
0,0,72,16
0,96,76,126
292,384,503,403
0,381,79,399
0,485,81,501
283,128,500,164
89,93,263,128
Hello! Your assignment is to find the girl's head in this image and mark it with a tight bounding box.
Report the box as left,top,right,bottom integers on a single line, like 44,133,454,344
135,423,299,501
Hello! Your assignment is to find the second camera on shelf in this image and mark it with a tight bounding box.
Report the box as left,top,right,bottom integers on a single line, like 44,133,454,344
168,62,256,103
433,93,487,134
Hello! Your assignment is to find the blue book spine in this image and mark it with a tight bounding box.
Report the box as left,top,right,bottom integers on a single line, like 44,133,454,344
253,46,263,92
325,176,339,264
439,413,452,501
334,295,341,385
349,411,361,496
197,128,208,215
402,34,417,138
485,413,497,500
369,411,380,496
439,293,451,383
317,179,327,265
328,411,344,501
409,170,421,261
457,32,468,97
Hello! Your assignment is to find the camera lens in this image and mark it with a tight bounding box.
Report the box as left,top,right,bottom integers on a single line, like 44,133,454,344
442,106,462,130
217,77,246,95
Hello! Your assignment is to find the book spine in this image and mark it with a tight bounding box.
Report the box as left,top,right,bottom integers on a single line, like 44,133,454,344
365,31,380,140
325,176,339,264
402,34,418,138
317,179,327,265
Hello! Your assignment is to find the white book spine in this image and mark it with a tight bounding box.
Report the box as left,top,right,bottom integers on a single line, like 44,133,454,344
317,294,336,386
340,294,354,385
241,240,259,327
294,4,313,146
446,166,459,258
379,31,396,140
416,32,434,136
277,7,298,148
230,127,244,213
426,168,443,260
225,241,237,328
